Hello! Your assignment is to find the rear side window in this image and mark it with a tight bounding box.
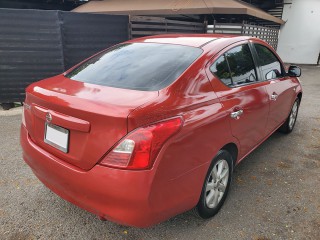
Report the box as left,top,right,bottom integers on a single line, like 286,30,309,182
210,55,232,86
210,44,257,87
225,44,257,85
65,43,202,91
254,44,283,80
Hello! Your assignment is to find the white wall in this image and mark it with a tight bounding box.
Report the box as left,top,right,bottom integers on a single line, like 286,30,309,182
277,0,320,64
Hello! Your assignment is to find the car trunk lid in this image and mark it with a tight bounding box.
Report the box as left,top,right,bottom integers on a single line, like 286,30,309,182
24,75,158,170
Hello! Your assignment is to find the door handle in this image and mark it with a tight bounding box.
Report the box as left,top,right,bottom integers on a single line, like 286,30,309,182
230,109,243,119
271,93,278,101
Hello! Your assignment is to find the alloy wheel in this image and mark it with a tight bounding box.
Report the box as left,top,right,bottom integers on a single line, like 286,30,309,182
205,159,229,209
289,101,298,129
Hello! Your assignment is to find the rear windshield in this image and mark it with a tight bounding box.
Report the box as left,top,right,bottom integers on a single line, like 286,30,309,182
65,43,202,91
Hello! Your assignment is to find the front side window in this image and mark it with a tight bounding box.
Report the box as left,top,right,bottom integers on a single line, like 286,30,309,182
225,44,257,85
254,44,283,80
66,43,202,91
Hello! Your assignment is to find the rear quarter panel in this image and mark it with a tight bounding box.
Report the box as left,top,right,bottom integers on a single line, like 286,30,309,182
127,54,240,214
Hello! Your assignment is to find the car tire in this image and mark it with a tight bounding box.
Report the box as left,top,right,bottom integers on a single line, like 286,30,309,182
278,98,300,134
0,102,15,110
195,150,233,219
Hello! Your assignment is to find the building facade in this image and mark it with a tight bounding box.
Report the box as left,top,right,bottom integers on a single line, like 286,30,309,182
277,0,320,64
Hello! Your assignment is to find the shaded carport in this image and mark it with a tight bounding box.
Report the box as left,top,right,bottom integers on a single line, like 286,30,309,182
73,0,284,49
73,0,285,25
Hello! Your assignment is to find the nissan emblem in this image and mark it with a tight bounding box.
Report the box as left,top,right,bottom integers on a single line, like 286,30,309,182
46,112,52,123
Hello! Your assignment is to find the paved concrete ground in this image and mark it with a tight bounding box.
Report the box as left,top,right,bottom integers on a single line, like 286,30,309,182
0,66,319,240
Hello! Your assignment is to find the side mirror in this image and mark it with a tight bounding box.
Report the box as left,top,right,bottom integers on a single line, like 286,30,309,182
288,65,301,77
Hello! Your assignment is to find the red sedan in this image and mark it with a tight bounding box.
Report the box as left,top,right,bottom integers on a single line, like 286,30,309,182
20,34,302,227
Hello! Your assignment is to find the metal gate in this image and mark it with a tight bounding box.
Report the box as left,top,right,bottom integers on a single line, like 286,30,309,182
207,21,279,50
129,16,206,39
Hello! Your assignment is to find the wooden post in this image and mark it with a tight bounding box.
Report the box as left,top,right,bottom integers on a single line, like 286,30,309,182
204,15,208,33
241,20,244,35
128,15,132,39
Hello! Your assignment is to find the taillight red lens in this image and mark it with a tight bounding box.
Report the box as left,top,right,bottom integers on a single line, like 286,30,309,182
100,117,183,170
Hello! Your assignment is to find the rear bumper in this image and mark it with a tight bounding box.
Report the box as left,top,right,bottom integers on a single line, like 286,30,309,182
20,125,172,227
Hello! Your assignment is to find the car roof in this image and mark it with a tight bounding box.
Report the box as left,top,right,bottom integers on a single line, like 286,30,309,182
126,34,251,48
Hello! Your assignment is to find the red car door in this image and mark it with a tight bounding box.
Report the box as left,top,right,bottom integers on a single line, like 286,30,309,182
207,42,270,159
252,43,298,133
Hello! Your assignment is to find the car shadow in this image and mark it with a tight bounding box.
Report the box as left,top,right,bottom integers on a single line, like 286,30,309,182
39,129,295,239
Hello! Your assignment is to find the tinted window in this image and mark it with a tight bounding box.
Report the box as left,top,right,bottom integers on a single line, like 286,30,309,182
225,44,257,85
65,43,202,91
210,55,232,86
254,44,283,80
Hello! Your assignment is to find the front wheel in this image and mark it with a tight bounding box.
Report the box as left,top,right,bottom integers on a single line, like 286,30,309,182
195,150,233,219
279,98,300,133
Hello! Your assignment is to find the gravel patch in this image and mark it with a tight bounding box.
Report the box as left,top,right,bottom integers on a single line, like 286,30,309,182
0,66,319,240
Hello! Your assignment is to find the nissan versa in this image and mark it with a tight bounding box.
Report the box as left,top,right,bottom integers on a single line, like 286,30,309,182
20,34,302,227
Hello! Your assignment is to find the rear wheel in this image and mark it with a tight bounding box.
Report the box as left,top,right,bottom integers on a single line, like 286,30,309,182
0,103,15,110
279,98,300,133
195,150,233,219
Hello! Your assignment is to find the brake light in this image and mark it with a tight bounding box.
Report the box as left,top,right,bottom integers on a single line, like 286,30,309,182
100,117,183,170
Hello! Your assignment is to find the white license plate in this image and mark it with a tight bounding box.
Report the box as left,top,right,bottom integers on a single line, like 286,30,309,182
44,123,69,153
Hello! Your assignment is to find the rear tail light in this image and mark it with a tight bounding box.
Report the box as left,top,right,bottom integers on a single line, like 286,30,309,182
100,117,183,170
